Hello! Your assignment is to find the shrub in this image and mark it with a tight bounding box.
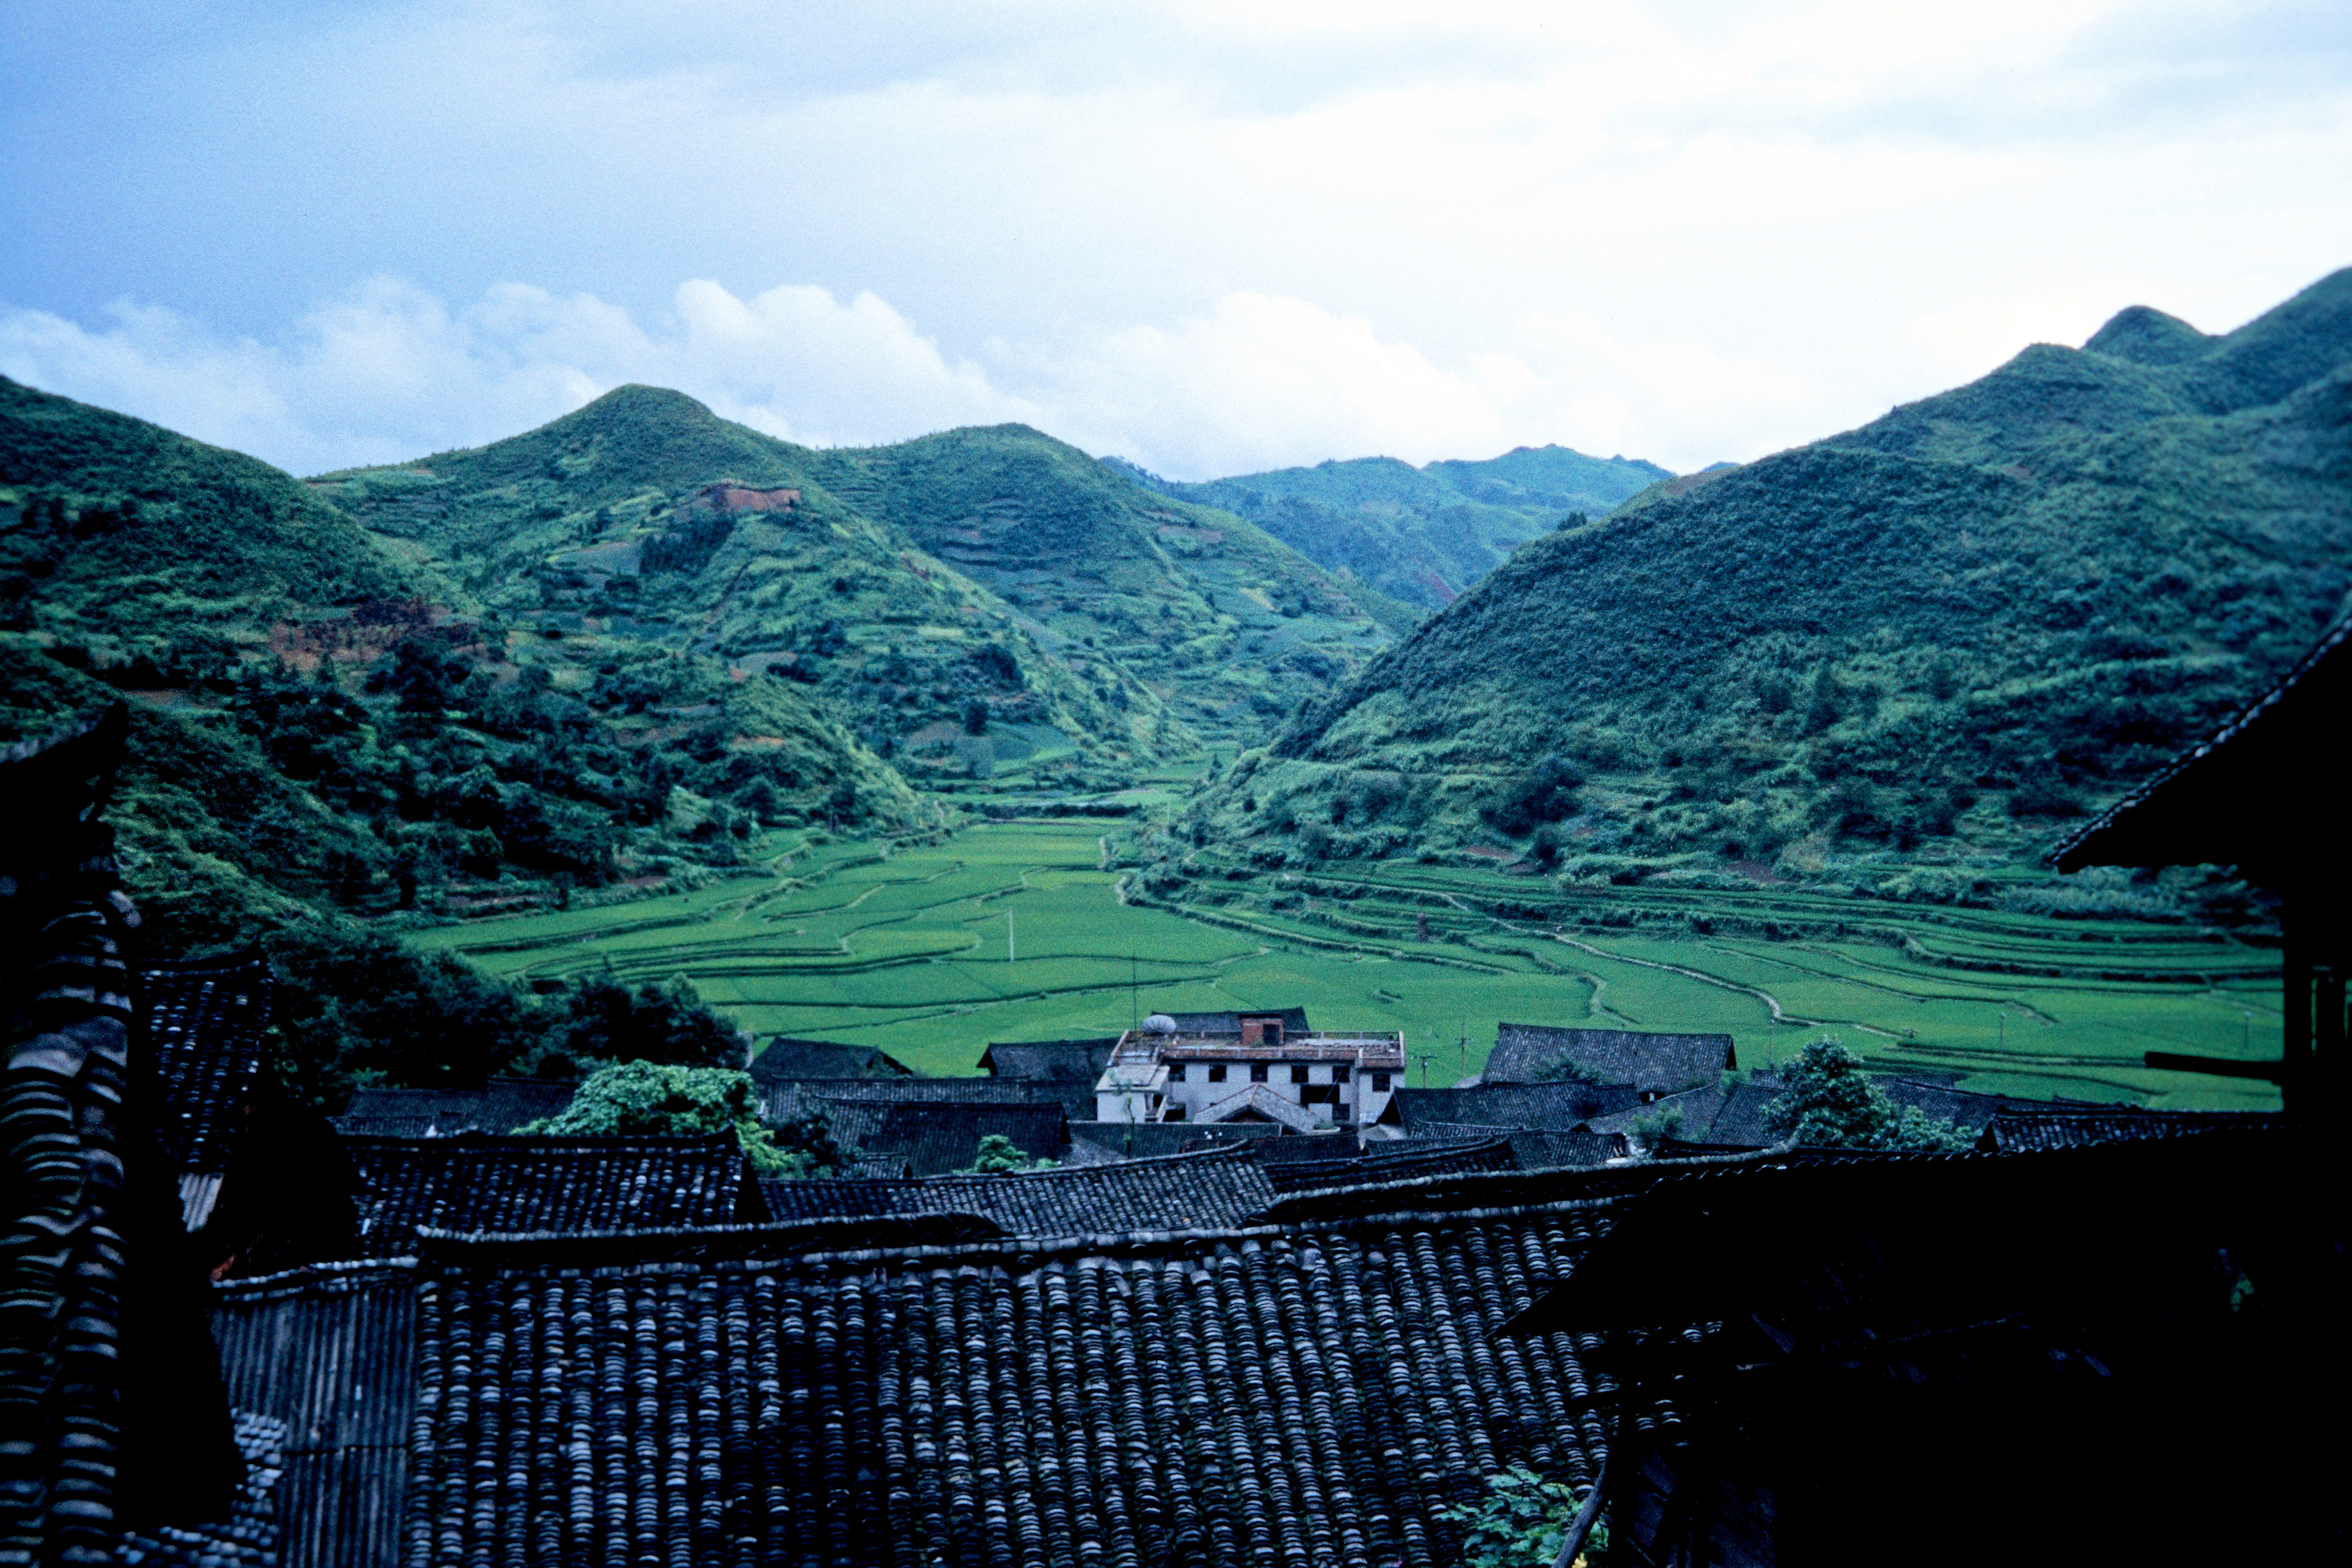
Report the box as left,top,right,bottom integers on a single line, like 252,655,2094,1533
1434,1464,1606,1567
521,1058,805,1176
1482,753,1584,837
1763,1039,1970,1150
966,1132,1056,1173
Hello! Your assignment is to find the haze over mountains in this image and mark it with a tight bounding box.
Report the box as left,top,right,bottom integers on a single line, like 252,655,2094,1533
1205,266,2352,883
1109,445,1669,611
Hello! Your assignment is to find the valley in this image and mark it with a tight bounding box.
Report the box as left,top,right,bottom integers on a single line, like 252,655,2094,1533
414,816,2281,1107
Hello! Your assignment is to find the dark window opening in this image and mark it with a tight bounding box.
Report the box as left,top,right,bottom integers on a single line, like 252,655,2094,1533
1370,1071,1390,1093
1289,1063,1310,1085
1332,1064,1350,1084
1301,1084,1338,1106
1207,1064,1227,1083
1167,1063,1186,1081
1249,1062,1269,1083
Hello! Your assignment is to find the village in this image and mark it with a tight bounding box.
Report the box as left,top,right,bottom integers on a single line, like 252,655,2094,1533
3,610,2339,1567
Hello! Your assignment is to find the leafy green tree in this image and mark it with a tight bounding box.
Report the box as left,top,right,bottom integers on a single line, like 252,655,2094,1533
534,973,747,1073
1434,1464,1607,1566
1763,1039,1971,1150
965,1133,1057,1173
522,1058,812,1176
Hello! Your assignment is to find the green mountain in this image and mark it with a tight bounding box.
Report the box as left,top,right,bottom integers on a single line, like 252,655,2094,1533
0,378,916,949
1112,444,1671,610
319,390,1414,769
799,426,1418,735
1197,267,2352,878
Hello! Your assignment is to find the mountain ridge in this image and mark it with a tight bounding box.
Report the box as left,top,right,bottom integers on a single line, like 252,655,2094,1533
1191,266,2352,879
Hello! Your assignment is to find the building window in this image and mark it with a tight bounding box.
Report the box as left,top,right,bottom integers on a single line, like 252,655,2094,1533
1249,1062,1269,1083
1289,1063,1309,1085
1370,1071,1390,1092
1167,1063,1186,1081
1332,1064,1350,1084
1208,1063,1227,1082
1166,1105,1185,1121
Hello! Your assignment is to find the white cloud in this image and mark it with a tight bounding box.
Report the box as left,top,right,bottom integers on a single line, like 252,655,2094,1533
2,276,1831,478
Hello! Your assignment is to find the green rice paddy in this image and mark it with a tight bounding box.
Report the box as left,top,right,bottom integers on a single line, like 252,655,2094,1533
410,820,2283,1108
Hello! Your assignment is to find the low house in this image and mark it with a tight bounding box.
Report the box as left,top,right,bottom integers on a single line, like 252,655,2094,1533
343,1131,764,1255
756,1142,1281,1235
750,1035,914,1081
1483,1023,1735,1099
810,1095,1069,1176
1090,1013,1406,1130
334,1076,578,1137
976,1035,1120,1120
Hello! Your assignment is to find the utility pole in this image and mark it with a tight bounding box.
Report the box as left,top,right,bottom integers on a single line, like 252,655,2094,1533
1459,1020,1468,1083
1416,1051,1436,1088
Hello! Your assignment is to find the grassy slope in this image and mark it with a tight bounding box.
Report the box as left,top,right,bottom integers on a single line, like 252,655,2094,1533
1121,444,1670,610
1222,267,2352,872
800,426,1418,740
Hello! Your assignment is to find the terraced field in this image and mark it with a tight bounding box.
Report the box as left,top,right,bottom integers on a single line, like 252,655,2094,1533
412,821,2282,1106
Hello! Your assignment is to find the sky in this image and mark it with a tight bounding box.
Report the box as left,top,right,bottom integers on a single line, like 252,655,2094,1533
3,0,2349,480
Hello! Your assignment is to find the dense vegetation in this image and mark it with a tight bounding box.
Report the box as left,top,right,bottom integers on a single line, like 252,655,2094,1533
0,380,910,1108
1113,444,1669,610
1197,269,2352,890
317,389,1414,778
523,1059,842,1177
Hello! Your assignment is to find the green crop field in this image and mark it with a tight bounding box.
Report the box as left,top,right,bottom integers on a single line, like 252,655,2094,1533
408,819,2282,1106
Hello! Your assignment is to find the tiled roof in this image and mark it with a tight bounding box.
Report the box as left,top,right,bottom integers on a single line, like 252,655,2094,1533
756,1075,1043,1124
976,1037,1119,1082
1193,1081,1323,1131
335,1077,578,1138
1412,1124,1626,1169
750,1037,913,1082
1394,1081,1642,1131
116,1410,287,1568
1069,1121,1282,1161
1976,1106,2280,1152
1486,1025,1733,1094
143,950,273,1174
1260,1136,1521,1193
813,1096,1069,1177
344,1134,751,1257
395,1191,1623,1567
211,1262,419,1568
759,1145,1281,1236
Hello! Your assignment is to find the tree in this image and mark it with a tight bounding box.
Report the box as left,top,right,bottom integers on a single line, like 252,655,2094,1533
965,1132,1056,1173
536,974,746,1072
1434,1463,1608,1566
1763,1039,1970,1150
522,1058,814,1176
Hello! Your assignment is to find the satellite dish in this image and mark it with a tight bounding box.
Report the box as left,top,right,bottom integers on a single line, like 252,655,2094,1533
1143,1014,1178,1033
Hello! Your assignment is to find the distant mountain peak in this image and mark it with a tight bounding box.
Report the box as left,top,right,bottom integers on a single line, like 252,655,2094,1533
2083,305,2215,367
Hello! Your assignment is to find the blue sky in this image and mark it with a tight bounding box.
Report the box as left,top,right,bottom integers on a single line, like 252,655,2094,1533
4,1,2349,477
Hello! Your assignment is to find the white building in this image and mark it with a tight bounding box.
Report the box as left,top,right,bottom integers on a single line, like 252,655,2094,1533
1093,1013,1407,1136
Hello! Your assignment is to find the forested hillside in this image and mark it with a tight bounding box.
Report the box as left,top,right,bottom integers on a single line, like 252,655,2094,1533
1114,443,1669,610
0,378,916,950
1195,268,2352,882
321,391,1412,772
